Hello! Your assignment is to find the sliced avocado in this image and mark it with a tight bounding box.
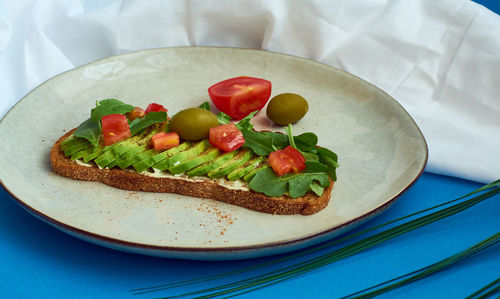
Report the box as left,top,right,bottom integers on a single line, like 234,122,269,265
186,150,238,177
169,147,221,175
112,137,141,157
94,148,118,168
92,143,129,168
243,164,270,182
118,149,157,169
107,144,143,169
82,147,105,163
207,149,253,179
227,156,266,181
132,141,192,173
82,143,115,163
92,126,160,168
64,140,92,157
152,140,210,172
97,142,143,168
70,146,96,161
61,135,90,152
116,145,148,169
93,142,137,168
60,135,76,151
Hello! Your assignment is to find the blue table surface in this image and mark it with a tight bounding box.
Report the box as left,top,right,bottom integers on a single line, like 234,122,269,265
2,1,499,298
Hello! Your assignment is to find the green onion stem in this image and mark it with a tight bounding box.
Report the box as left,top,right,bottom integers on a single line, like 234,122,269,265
465,278,500,299
155,186,500,298
131,180,500,296
343,233,500,298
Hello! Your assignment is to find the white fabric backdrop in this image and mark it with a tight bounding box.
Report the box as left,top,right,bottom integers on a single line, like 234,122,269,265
1,0,499,183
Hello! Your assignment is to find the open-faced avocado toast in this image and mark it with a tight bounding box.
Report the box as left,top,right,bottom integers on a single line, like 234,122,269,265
50,77,339,215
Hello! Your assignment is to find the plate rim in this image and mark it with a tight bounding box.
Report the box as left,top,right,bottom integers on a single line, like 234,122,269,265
0,46,428,258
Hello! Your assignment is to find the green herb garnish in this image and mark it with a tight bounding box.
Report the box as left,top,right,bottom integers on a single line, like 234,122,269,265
316,148,339,181
242,122,338,198
199,100,256,127
249,164,330,198
90,98,134,122
129,111,167,136
198,102,211,111
73,118,101,147
241,130,288,156
294,132,318,152
235,111,258,131
216,112,232,125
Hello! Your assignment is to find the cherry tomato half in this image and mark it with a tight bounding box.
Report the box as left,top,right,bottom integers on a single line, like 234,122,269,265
101,114,131,146
151,132,180,151
209,123,245,152
208,76,271,120
268,146,306,176
145,103,168,114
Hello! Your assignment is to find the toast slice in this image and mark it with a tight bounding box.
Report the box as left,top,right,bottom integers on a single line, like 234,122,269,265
50,129,333,215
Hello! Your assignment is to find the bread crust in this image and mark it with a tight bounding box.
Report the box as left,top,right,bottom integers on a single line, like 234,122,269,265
50,130,333,215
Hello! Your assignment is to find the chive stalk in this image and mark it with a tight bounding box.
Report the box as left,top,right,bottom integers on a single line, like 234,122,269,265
131,180,500,297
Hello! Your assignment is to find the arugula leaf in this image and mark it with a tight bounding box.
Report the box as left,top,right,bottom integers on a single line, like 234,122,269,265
288,172,329,198
301,151,319,162
285,123,318,152
271,133,286,151
283,123,320,162
242,130,288,156
128,117,140,127
294,132,318,152
200,101,252,127
248,168,289,197
238,112,289,154
217,112,231,125
309,182,324,197
198,102,211,111
249,167,330,198
304,161,329,173
316,147,339,181
74,118,100,147
90,99,134,122
235,111,258,131
129,111,167,135
242,121,338,182
316,148,339,166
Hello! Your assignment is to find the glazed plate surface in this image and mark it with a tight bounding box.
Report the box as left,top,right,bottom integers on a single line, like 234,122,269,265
0,47,427,260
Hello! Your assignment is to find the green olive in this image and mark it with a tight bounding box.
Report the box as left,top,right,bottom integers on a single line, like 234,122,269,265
168,108,219,141
266,93,309,125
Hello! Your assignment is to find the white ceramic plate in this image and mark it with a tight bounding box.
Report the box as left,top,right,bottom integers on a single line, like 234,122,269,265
0,47,427,260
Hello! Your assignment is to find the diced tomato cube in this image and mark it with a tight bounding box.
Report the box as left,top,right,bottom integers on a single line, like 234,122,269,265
101,114,131,146
209,123,245,152
268,146,306,176
151,132,180,151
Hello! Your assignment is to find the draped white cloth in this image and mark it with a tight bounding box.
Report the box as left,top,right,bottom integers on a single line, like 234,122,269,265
1,0,499,183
